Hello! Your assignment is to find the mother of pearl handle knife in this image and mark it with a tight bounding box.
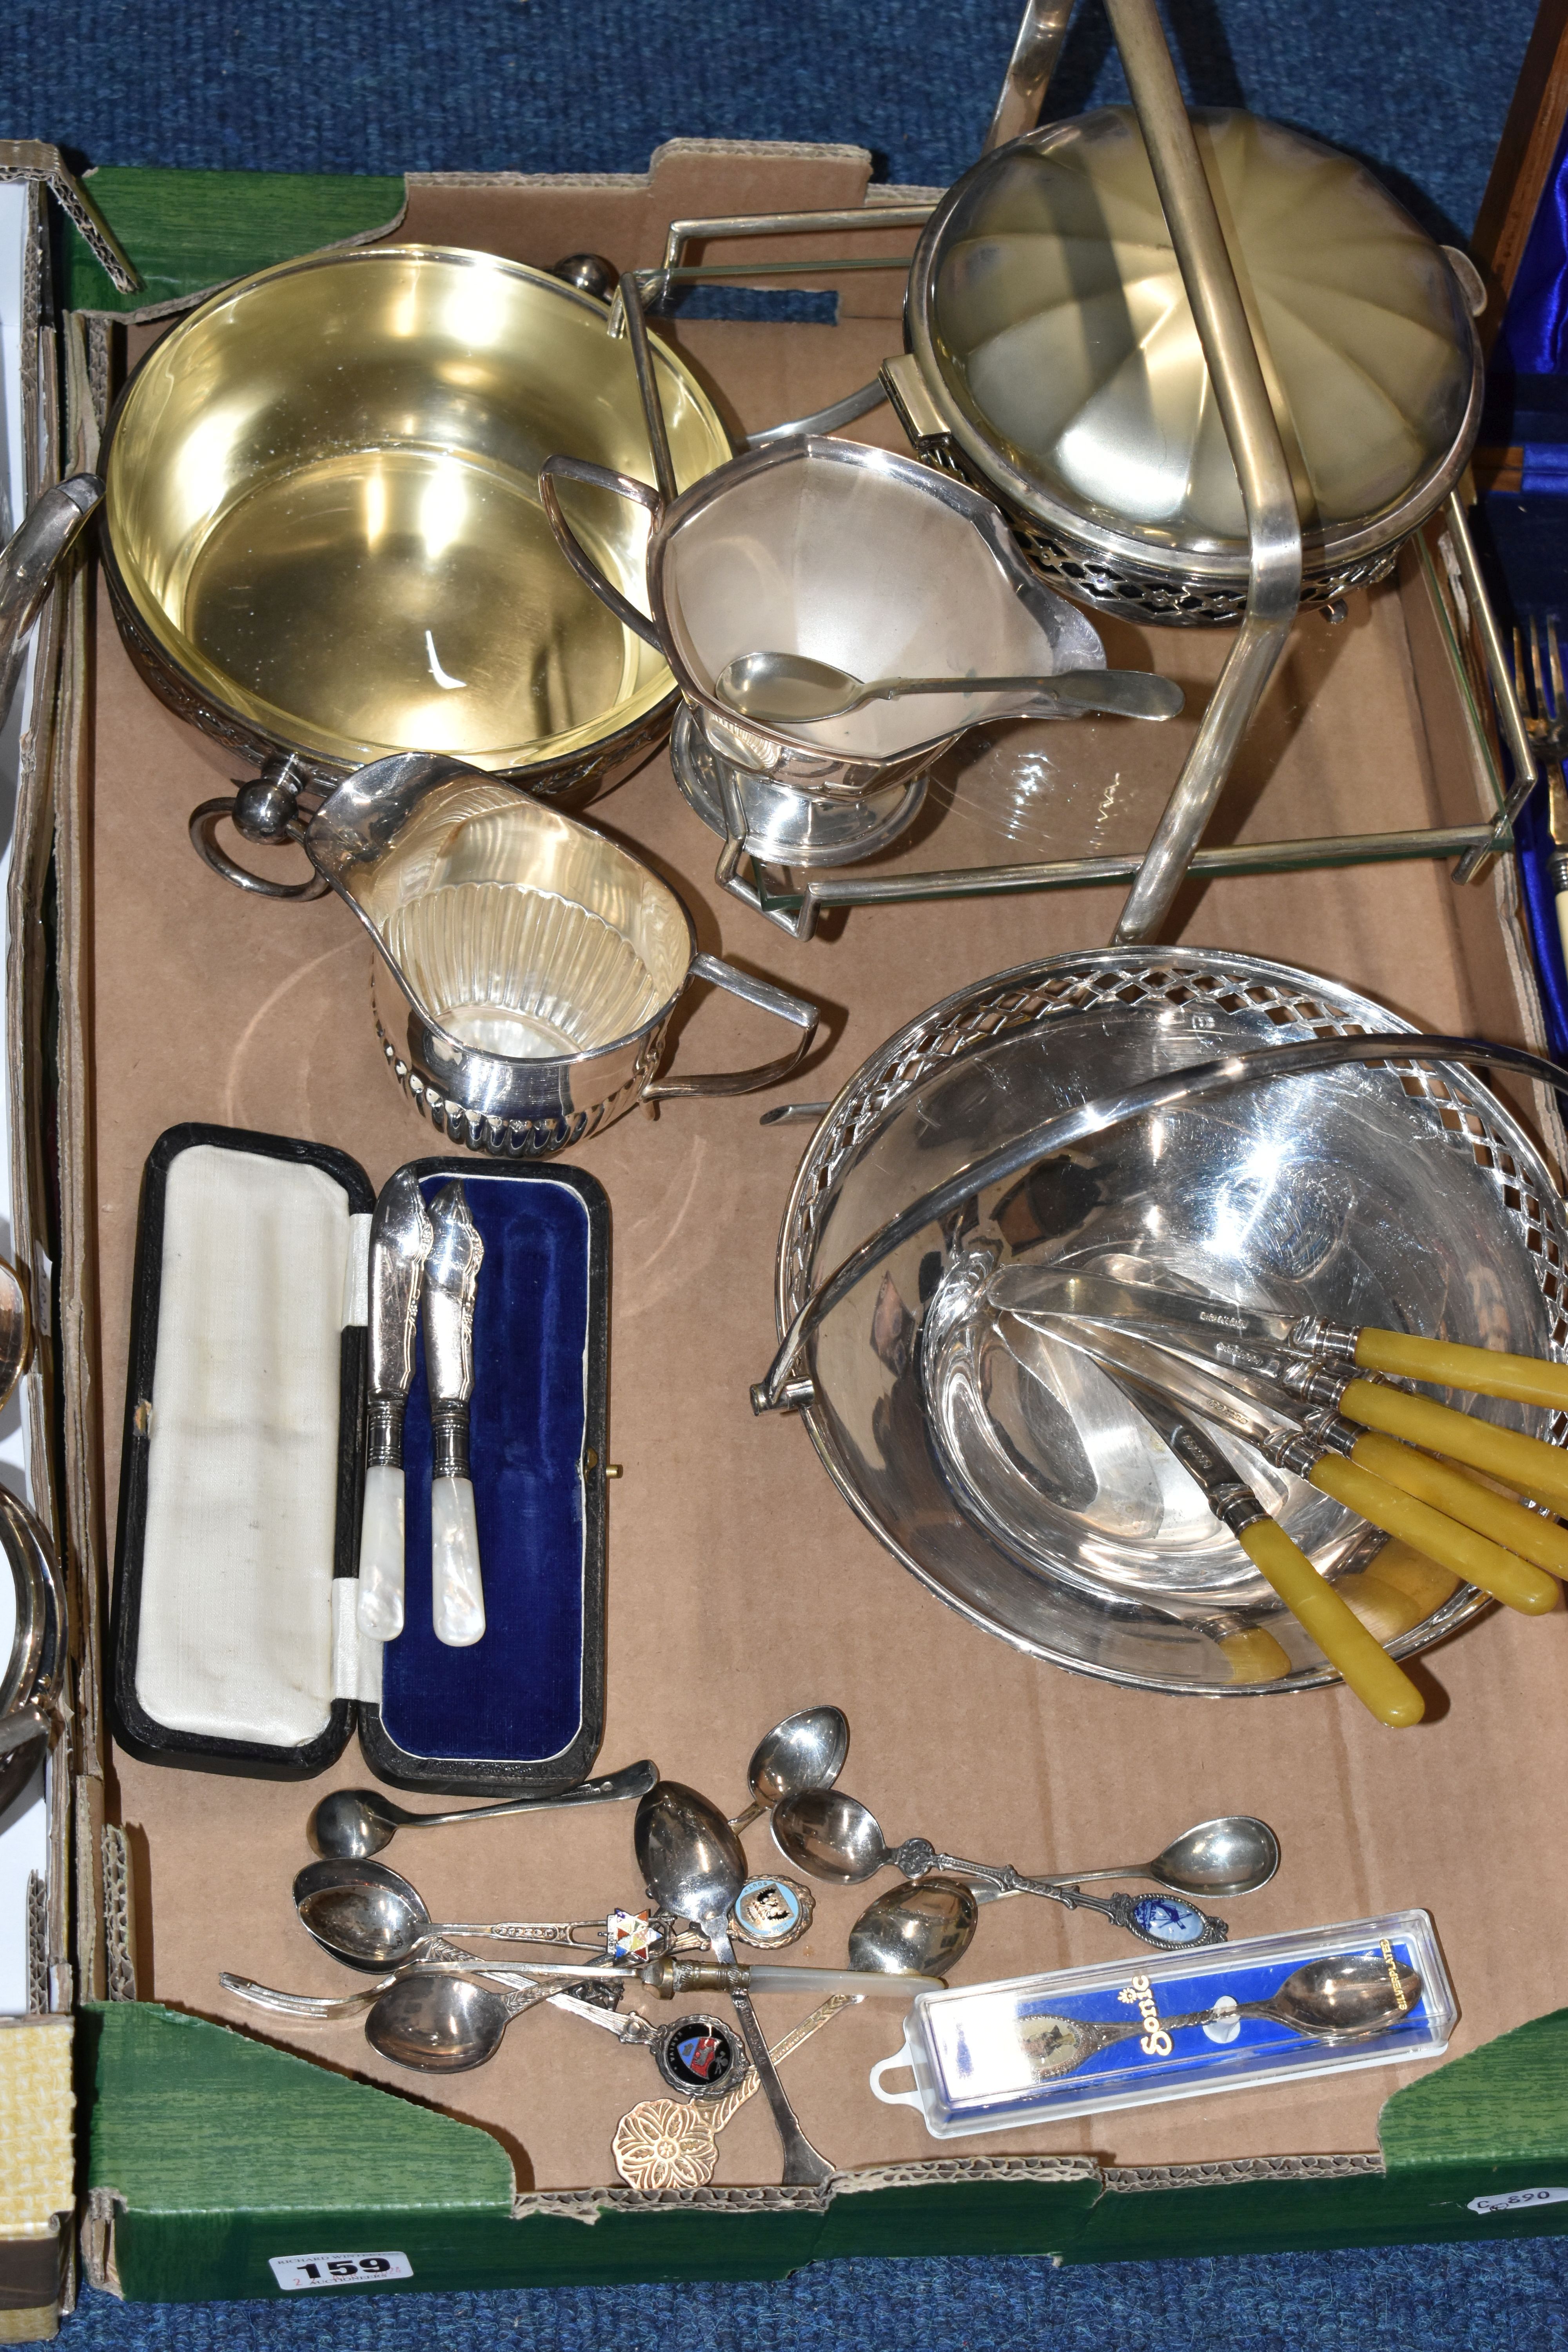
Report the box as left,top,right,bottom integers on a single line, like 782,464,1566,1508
358,1170,434,1639
423,1180,486,1646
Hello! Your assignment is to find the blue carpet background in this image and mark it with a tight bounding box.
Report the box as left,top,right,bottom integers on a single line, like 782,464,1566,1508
54,2241,1568,2347
5,0,1561,2340
0,0,1542,240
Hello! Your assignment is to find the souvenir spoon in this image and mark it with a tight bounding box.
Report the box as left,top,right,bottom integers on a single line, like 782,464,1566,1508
849,1876,980,1976
365,1971,555,2071
292,1857,632,1971
729,1705,850,1831
305,1758,658,1860
965,1817,1279,1907
772,1789,1229,1950
714,652,1183,727
613,1994,862,2190
1018,1952,1423,2080
636,1780,835,2188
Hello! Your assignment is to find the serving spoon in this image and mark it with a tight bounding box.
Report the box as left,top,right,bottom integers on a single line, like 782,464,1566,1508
714,652,1184,728
1019,1952,1423,2080
305,1758,658,1860
772,1789,1228,1950
729,1705,849,1831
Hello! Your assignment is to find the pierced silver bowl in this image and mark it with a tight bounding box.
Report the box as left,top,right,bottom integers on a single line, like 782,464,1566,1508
770,948,1566,1695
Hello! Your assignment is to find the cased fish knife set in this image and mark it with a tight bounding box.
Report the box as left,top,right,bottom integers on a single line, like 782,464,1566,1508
6,0,1568,2329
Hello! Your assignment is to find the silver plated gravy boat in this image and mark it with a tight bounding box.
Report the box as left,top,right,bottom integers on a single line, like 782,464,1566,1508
300,753,819,1157
541,429,1122,877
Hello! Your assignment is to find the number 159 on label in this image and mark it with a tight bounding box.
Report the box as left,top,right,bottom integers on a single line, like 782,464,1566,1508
269,2251,412,2291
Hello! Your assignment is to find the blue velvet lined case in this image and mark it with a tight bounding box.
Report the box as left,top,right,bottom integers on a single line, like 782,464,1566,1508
113,1127,609,1795
365,1161,606,1783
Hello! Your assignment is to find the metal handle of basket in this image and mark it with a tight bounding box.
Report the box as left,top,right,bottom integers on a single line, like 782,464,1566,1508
644,954,818,1100
750,1031,1568,1412
1105,0,1302,945
538,456,665,650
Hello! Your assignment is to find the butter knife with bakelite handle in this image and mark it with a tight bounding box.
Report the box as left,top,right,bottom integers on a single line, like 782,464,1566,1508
990,1269,1568,1413
1096,1361,1426,1727
1014,1314,1561,1618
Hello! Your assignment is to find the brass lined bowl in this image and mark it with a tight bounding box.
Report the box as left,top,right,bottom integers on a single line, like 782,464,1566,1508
100,245,732,796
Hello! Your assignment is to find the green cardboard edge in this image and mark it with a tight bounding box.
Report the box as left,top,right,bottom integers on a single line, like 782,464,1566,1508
81,2002,1568,2300
66,167,407,316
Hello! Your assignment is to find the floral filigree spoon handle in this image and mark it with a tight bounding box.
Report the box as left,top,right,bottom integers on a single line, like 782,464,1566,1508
612,1993,861,2190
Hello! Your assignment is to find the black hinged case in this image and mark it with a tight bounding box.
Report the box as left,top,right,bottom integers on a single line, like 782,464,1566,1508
111,1123,610,1795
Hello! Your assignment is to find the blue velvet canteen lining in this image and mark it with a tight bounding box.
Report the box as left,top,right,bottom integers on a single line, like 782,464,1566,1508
1481,116,1568,1059
380,1172,590,1761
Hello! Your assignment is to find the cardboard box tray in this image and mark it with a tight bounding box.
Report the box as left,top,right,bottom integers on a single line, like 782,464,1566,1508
40,147,1568,2304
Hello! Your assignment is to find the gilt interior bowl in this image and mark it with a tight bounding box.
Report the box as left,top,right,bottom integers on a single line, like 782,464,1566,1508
100,245,731,798
773,949,1566,1696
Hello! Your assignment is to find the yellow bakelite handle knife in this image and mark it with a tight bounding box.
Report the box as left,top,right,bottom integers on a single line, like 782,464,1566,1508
1309,1453,1557,1615
1352,1328,1568,1412
1338,1378,1568,1515
1214,1625,1293,1684
1233,1518,1424,1728
1348,1430,1568,1585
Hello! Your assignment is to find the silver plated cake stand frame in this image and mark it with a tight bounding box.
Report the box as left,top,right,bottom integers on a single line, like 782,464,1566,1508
607,0,1537,942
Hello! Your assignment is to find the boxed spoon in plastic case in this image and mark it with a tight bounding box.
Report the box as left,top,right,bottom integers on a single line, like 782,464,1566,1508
869,1912,1455,2137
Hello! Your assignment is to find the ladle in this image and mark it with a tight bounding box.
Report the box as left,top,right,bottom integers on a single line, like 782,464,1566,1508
1018,1953,1424,2080
636,1779,835,2187
773,1789,1228,1950
305,1758,657,1860
967,1817,1279,1906
714,652,1184,728
730,1705,849,1832
292,1858,619,1972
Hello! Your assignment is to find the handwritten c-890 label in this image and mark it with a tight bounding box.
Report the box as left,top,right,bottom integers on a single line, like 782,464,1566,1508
269,2251,412,2291
1467,2187,1568,2217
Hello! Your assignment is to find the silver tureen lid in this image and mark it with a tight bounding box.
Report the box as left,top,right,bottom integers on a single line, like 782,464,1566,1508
908,108,1482,574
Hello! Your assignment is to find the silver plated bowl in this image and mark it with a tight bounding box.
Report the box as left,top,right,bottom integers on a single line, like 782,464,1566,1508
770,948,1567,1695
